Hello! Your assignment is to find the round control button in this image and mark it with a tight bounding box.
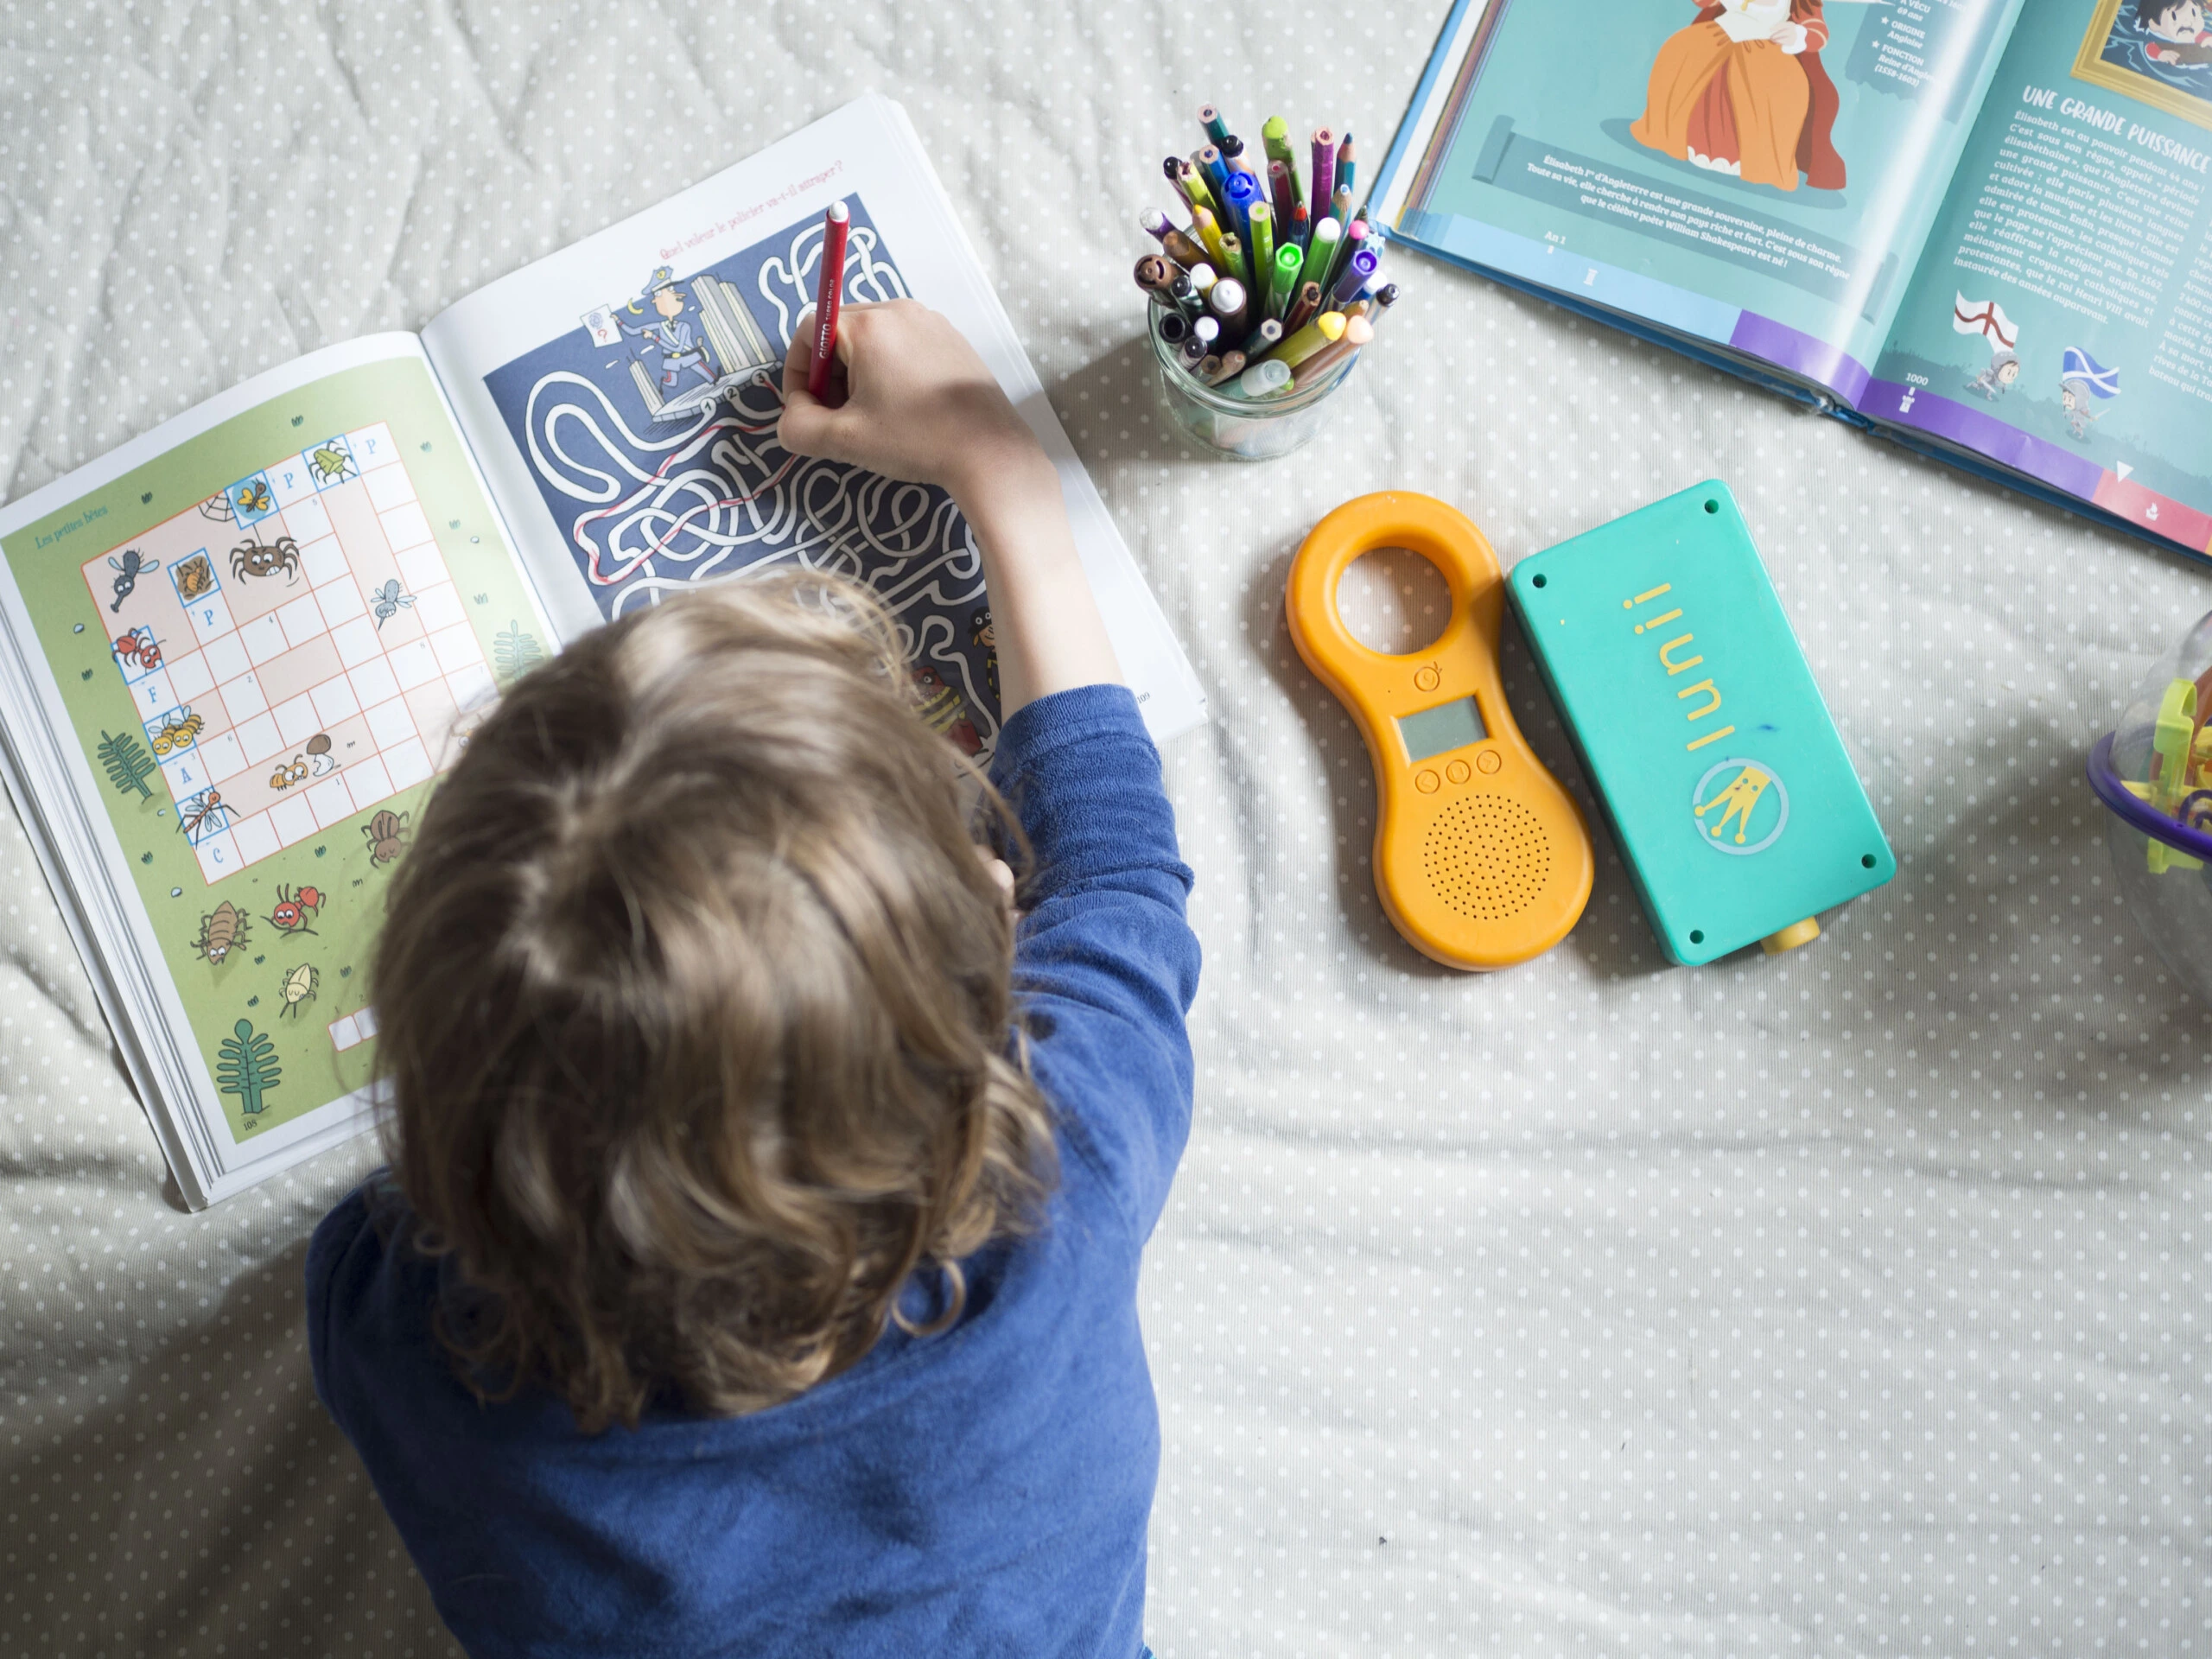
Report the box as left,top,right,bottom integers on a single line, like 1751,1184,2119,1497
1415,768,1440,793
1476,749,1502,774
1445,758,1471,785
1413,664,1440,692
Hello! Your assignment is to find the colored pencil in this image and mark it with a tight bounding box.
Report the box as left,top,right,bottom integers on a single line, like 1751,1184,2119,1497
1336,132,1357,204
1203,349,1248,387
1263,116,1303,207
1310,130,1337,219
1283,281,1324,334
1200,104,1230,145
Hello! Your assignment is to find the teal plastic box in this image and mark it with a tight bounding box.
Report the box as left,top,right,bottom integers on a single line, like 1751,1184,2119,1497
1505,481,1893,964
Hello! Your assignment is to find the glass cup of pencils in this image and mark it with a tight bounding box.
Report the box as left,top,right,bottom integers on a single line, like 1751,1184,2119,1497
1139,108,1399,461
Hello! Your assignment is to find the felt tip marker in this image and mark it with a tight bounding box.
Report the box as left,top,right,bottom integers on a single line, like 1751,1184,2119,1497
1208,276,1249,334
1232,356,1294,399
805,200,849,402
1271,308,1346,368
1291,313,1373,386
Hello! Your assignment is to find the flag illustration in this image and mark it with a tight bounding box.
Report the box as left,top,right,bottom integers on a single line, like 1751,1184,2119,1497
2059,346,2120,398
1953,293,2018,352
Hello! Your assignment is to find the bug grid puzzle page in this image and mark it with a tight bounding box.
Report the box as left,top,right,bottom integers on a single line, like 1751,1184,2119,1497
92,423,492,896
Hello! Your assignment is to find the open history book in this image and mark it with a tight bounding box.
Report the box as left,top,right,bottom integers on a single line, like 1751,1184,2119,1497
0,96,1206,1208
1373,0,2212,557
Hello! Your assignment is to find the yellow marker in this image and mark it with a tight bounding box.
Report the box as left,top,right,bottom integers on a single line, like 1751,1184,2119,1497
1285,492,1594,970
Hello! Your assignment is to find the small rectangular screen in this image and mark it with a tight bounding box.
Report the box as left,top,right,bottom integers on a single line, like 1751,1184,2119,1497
1396,696,1488,762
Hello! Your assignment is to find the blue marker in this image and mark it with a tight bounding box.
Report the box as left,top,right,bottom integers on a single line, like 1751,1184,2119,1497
1222,169,1262,254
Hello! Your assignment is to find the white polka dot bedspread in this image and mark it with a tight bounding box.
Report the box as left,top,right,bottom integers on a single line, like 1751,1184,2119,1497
4,3,2210,1654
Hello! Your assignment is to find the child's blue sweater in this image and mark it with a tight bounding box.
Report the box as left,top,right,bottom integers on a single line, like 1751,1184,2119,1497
306,684,1198,1658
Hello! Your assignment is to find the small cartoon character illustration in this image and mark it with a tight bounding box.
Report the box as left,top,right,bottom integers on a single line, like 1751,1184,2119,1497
363,810,410,867
106,549,159,613
621,267,718,394
913,664,982,756
270,756,309,790
1695,765,1774,845
277,962,320,1019
231,536,302,583
266,883,324,936
2059,346,2120,440
112,628,162,672
306,734,338,776
194,899,249,965
970,607,1000,701
173,552,216,601
2141,0,2212,62
307,439,357,485
1954,293,2021,401
371,579,416,629
176,786,228,841
1630,0,1846,191
148,709,203,756
232,477,272,518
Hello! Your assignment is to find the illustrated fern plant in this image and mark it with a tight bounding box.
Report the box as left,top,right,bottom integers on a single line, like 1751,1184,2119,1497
97,729,156,798
216,1018,281,1116
493,621,544,684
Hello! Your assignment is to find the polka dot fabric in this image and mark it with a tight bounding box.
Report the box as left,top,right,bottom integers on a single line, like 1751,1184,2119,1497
4,3,2211,1654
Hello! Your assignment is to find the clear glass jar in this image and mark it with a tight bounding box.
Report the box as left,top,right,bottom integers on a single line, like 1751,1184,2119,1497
1146,297,1361,461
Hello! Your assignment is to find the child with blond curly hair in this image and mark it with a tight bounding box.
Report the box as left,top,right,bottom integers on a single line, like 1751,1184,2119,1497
308,300,1198,1658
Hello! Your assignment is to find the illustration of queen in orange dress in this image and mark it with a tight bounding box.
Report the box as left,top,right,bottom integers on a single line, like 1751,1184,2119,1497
1630,0,1846,192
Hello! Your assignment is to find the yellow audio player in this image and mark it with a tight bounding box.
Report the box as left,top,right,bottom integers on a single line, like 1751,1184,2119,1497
1286,492,1592,970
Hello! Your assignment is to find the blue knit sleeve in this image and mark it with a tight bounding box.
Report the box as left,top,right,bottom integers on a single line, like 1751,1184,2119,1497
989,686,1200,1241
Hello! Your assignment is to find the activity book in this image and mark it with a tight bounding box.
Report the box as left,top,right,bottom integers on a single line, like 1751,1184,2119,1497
1372,0,2212,559
0,96,1205,1208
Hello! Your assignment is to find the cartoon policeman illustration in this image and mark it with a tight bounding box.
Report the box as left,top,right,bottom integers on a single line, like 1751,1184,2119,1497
621,267,717,397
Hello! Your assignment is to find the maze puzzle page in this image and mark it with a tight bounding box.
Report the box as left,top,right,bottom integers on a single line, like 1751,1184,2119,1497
86,425,493,885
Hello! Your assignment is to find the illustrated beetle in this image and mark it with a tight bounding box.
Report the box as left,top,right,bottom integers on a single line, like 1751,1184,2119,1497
363,810,410,867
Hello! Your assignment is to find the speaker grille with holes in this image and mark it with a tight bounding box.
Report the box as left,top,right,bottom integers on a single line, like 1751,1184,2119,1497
1421,794,1552,921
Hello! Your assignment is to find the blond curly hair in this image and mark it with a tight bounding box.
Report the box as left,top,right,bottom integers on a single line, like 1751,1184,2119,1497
370,574,1053,1432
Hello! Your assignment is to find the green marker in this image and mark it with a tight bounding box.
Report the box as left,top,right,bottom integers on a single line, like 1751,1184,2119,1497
1262,116,1303,207
1247,201,1275,302
1307,215,1343,297
1268,240,1302,321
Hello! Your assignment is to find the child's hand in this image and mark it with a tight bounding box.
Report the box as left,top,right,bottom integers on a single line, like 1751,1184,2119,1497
778,300,1040,495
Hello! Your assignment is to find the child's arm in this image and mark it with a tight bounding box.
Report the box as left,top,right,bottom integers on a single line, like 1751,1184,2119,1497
777,301,1122,716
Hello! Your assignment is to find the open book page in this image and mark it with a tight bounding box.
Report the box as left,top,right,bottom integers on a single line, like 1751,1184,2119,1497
0,336,554,1207
1374,0,2025,400
422,93,1207,762
1868,0,2212,552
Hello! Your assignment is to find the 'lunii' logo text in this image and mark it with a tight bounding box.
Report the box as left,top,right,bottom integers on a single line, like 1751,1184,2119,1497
1624,582,1734,752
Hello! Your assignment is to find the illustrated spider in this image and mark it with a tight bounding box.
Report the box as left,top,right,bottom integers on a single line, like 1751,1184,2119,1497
231,536,302,583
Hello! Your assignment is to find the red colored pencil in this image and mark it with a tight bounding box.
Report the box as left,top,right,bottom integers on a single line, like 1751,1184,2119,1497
806,200,850,401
